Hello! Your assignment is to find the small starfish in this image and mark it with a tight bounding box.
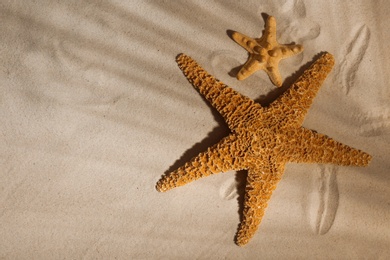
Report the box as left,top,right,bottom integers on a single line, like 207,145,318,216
231,15,303,86
156,52,371,246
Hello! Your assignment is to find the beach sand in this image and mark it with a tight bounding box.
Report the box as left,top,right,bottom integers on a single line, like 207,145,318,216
1,0,389,258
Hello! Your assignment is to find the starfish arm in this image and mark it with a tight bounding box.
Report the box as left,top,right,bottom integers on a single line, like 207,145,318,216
156,134,249,192
269,44,304,60
265,65,283,87
236,160,285,246
231,31,261,53
262,16,277,46
237,55,265,81
285,128,372,166
176,53,262,129
268,52,335,127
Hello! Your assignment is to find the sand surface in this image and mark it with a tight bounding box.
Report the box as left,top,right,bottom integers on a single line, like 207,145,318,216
1,0,389,258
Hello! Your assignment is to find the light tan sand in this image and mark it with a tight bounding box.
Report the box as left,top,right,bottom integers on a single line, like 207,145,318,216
1,0,389,258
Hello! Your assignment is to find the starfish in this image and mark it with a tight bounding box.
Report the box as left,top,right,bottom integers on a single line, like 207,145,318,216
156,52,371,246
231,15,303,86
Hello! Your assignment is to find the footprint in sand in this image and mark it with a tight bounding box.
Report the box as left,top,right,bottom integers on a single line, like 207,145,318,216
333,25,388,137
219,173,246,201
219,177,239,200
305,165,339,235
260,0,321,44
357,106,390,137
335,25,371,95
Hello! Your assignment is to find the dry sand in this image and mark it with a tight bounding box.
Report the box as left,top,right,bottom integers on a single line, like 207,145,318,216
1,0,389,258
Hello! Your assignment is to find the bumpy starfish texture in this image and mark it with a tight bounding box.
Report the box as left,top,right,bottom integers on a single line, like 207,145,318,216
232,15,303,86
156,52,371,246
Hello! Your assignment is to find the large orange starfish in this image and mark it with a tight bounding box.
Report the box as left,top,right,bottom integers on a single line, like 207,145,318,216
231,15,303,86
156,52,371,246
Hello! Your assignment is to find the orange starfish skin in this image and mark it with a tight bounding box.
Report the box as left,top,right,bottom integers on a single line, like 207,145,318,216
156,52,371,246
232,15,303,86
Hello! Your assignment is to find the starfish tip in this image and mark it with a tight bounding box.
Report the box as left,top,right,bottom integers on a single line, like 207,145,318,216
231,31,243,43
176,53,186,62
267,15,276,24
293,45,304,53
236,74,245,81
236,71,250,81
274,80,282,87
363,153,373,166
236,237,249,247
322,52,335,66
155,182,166,192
